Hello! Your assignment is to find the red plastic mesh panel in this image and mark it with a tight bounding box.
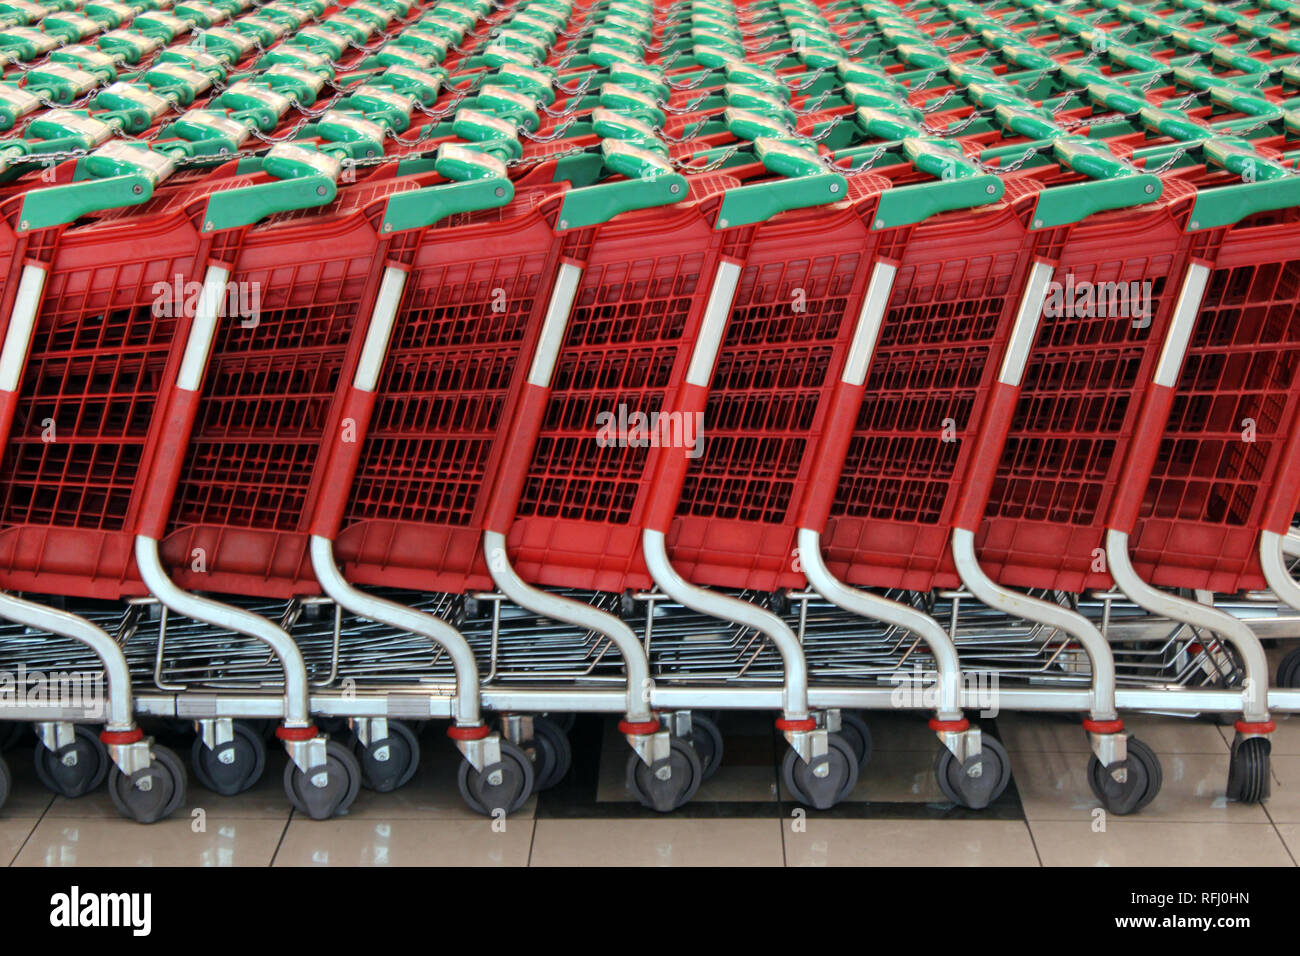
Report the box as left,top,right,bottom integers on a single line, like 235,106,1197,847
0,246,189,533
347,252,547,526
507,215,725,592
978,239,1180,592
0,222,196,598
515,251,699,526
170,241,372,533
1133,254,1300,592
668,222,869,591
335,204,562,592
821,214,1030,592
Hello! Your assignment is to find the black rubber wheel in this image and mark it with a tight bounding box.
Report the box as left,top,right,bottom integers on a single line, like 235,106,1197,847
684,712,725,780
543,712,576,734
934,736,1012,810
626,735,702,812
0,721,25,753
1276,646,1300,689
458,739,534,816
108,744,187,824
782,733,859,810
531,716,572,791
283,739,362,820
0,752,9,811
33,725,109,798
191,721,267,796
351,720,420,793
1086,736,1162,815
838,711,873,770
1227,735,1272,804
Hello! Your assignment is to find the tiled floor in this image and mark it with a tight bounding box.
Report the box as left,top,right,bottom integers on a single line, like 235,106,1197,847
0,708,1296,866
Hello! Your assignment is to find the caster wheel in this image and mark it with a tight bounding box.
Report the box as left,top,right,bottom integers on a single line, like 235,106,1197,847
351,720,420,793
530,716,572,791
1087,736,1161,815
838,712,873,770
1227,735,1271,803
458,739,534,816
0,722,25,753
191,721,267,796
34,725,109,798
108,744,187,824
543,712,576,734
782,732,858,810
1276,647,1300,688
284,739,362,820
626,736,702,812
934,736,1011,810
684,712,724,780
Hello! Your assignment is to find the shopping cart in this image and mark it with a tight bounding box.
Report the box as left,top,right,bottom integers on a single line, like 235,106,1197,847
0,141,340,820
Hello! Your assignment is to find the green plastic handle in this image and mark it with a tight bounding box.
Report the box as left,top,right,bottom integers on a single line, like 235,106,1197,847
17,172,155,231
715,138,847,229
873,137,1004,228
556,145,687,230
1187,139,1300,230
1031,142,1162,229
380,171,514,233
201,144,340,232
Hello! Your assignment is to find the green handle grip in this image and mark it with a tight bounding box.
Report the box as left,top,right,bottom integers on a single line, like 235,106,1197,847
380,175,514,233
873,137,1004,228
17,172,154,231
557,169,687,230
715,137,846,228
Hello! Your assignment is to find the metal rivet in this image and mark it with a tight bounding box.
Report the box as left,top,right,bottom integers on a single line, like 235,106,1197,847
829,182,839,193
1034,218,1043,228
1190,220,1199,230
719,218,728,228
494,185,505,197
205,220,213,230
986,183,996,194
669,182,680,193
559,219,568,229
132,184,143,194
874,218,884,228
1144,183,1154,194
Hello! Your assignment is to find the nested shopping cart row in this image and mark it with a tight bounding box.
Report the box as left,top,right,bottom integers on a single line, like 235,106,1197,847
0,0,1295,823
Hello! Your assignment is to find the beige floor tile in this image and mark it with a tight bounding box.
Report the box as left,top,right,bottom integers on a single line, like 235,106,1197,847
272,818,532,866
1000,713,1228,755
784,820,1039,867
1274,823,1300,863
1031,820,1294,866
14,817,285,866
530,819,783,866
1011,750,1270,823
0,818,36,865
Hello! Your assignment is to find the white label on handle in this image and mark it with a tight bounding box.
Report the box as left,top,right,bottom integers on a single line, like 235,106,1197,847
842,260,897,386
998,259,1055,387
176,265,230,392
1153,261,1210,389
685,258,742,387
0,264,47,392
527,262,583,387
353,265,406,392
